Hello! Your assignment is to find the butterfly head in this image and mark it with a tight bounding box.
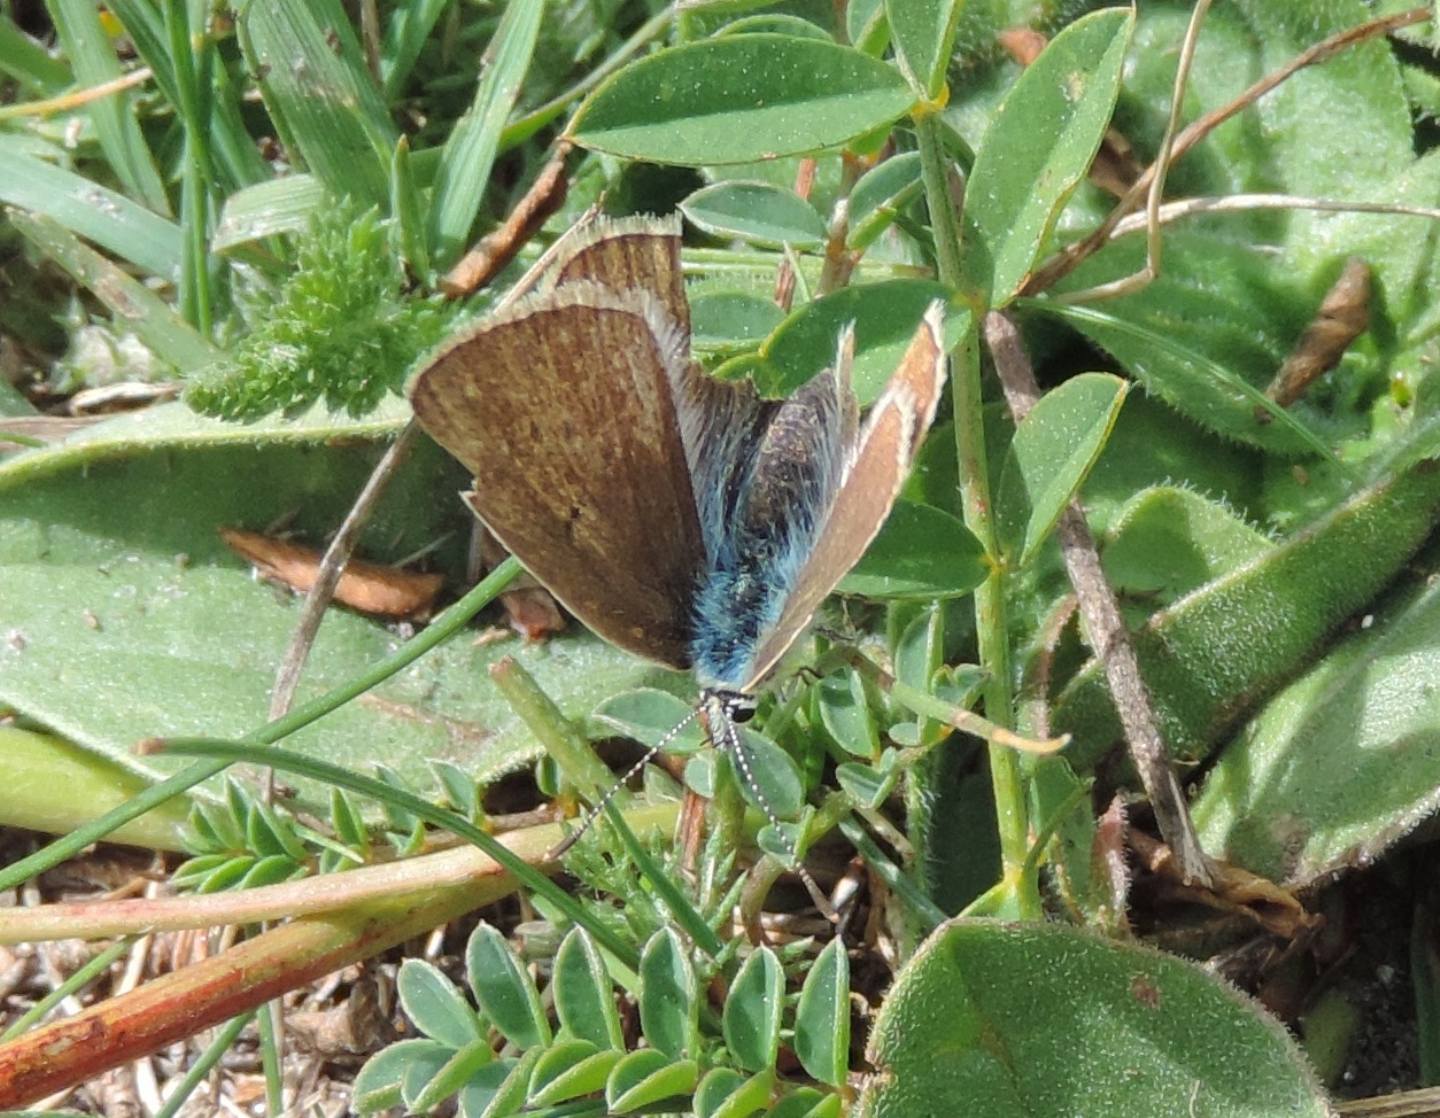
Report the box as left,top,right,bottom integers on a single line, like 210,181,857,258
699,687,756,732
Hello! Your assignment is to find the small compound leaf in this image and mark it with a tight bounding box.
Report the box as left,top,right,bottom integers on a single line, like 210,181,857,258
354,1039,449,1114
553,927,624,1050
606,1049,701,1111
962,8,1134,305
589,688,706,754
723,947,786,1072
465,923,550,1050
570,36,914,165
396,959,483,1049
640,927,700,1058
795,938,851,1086
682,181,827,248
995,373,1128,566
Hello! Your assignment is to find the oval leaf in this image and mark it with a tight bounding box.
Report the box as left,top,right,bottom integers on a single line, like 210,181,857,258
753,280,957,402
696,1066,776,1118
722,947,785,1072
528,1040,620,1106
729,727,805,819
847,151,924,250
682,181,827,248
570,35,914,166
691,292,786,355
607,1049,701,1111
553,927,624,1049
884,0,963,100
795,937,851,1086
589,688,706,754
640,927,700,1058
995,373,1128,566
397,959,483,1048
840,499,987,599
465,923,550,1049
962,8,1134,305
859,919,1329,1116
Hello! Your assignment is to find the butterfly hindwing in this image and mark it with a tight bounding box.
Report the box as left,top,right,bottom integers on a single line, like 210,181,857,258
739,303,949,690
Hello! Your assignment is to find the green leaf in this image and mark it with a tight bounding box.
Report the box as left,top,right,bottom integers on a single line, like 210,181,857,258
46,0,169,215
8,210,219,373
409,1039,497,1114
682,181,827,249
354,1039,451,1114
0,141,182,279
696,1066,775,1118
0,727,189,849
212,175,329,253
859,920,1329,1117
723,947,785,1072
235,0,395,204
527,1040,621,1106
569,35,915,165
995,373,1128,566
962,8,1133,305
1042,237,1335,459
553,928,624,1050
753,280,959,402
1101,487,1273,607
840,499,987,599
847,151,924,250
818,670,880,758
428,0,543,265
589,688,706,754
716,14,833,41
1193,555,1440,886
398,959,484,1048
885,0,963,100
1054,463,1440,771
460,1051,539,1118
795,937,850,1086
731,727,804,819
770,1087,834,1118
606,1049,700,1111
0,403,683,808
691,293,786,355
836,760,896,809
639,927,699,1058
466,923,550,1050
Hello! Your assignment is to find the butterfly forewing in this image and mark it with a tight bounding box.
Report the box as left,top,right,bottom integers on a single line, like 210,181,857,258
740,303,949,690
408,283,707,668
541,214,690,331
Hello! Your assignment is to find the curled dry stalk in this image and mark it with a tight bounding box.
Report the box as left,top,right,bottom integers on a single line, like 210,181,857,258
984,310,1214,887
1022,4,1434,299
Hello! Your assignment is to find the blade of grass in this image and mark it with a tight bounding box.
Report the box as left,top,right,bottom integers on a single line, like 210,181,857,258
0,13,71,93
380,0,452,98
45,0,170,215
7,209,218,372
213,174,328,252
0,558,523,895
235,0,395,204
428,0,543,266
0,140,181,278
162,0,214,332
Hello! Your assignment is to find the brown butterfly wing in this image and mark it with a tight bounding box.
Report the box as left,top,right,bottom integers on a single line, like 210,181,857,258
408,283,705,668
541,214,689,331
740,303,949,690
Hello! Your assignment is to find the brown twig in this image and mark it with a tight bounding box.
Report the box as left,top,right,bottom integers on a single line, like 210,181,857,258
1022,5,1432,297
772,157,817,311
984,310,1213,887
440,140,573,298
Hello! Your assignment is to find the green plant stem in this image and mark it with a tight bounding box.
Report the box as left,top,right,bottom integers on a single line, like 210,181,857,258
915,111,1036,918
0,557,524,894
838,816,946,931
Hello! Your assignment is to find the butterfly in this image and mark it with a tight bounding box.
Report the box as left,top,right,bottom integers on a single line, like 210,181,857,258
408,213,947,868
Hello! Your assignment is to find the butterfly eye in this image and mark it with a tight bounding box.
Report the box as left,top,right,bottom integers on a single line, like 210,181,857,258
726,696,756,724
